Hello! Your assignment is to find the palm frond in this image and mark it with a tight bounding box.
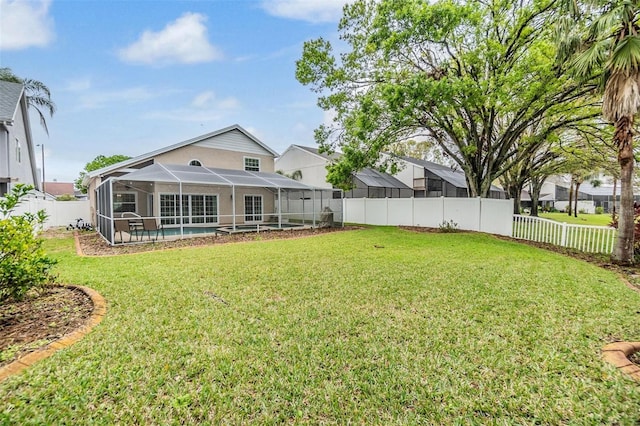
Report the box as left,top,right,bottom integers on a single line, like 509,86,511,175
607,35,640,73
570,38,611,78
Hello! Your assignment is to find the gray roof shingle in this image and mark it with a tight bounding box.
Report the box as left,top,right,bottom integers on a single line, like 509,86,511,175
0,81,24,123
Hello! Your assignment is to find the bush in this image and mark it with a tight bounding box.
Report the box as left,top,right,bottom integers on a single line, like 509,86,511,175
595,206,604,215
56,194,76,201
0,184,57,303
438,220,459,233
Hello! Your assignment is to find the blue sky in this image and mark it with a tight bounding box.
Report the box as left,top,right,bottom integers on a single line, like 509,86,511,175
0,0,349,182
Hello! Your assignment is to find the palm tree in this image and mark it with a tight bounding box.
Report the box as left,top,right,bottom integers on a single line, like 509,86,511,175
0,67,56,135
557,1,640,264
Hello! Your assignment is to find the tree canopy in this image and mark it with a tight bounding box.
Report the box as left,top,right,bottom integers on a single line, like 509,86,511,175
296,0,601,196
75,154,131,193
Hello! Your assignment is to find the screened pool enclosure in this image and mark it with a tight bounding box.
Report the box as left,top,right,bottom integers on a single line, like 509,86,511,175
96,164,342,245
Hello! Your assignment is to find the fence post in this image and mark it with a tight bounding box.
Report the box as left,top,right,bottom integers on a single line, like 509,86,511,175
411,197,415,226
560,222,568,247
386,197,389,225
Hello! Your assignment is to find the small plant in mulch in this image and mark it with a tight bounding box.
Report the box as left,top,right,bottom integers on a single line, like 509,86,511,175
438,219,459,233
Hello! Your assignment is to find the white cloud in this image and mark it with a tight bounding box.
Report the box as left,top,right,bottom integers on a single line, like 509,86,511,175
144,91,240,122
0,0,55,50
261,0,351,23
64,77,92,92
190,91,239,110
118,12,222,65
77,87,161,110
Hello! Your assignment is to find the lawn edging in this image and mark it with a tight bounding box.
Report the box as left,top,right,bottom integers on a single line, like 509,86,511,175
602,342,640,382
0,285,106,383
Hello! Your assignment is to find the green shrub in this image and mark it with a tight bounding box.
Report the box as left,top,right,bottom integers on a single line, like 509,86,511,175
595,206,604,214
55,194,76,201
0,184,57,302
438,219,459,233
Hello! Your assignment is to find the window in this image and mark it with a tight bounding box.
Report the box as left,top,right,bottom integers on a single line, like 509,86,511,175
113,192,136,213
160,193,218,225
244,195,263,222
189,159,202,166
15,139,21,163
160,194,178,225
244,157,260,172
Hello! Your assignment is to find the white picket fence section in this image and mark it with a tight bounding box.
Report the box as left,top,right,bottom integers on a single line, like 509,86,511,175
343,197,513,236
8,198,90,229
512,215,617,254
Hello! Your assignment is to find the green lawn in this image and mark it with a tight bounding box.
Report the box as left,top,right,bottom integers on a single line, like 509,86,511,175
2,227,640,424
539,212,614,227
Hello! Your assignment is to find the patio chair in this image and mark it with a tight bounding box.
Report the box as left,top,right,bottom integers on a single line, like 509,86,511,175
142,218,164,241
114,219,132,243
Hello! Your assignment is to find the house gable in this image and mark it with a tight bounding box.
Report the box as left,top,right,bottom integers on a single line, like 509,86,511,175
194,129,275,156
0,81,40,194
88,124,277,180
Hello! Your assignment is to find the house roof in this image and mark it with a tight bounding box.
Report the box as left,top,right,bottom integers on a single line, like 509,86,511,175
0,81,24,124
104,163,315,190
87,124,279,179
44,182,75,196
289,144,341,161
356,168,411,190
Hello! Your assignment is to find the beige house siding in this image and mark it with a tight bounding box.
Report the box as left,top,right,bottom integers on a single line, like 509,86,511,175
154,146,275,172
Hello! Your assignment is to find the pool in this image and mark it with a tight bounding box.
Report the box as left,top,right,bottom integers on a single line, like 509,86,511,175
217,223,305,234
162,226,219,236
161,223,305,236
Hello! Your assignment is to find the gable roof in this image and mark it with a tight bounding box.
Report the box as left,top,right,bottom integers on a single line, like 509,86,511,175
287,144,340,161
87,124,278,179
0,81,24,124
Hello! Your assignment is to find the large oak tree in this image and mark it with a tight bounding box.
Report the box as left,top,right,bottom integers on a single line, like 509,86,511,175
297,0,599,196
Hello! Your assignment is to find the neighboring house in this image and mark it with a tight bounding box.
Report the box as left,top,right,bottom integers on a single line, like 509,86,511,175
520,175,640,213
0,81,40,196
275,145,412,198
87,125,335,244
44,181,76,198
393,156,506,199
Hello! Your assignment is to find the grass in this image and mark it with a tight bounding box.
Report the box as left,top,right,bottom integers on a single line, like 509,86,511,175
539,212,613,227
2,227,640,423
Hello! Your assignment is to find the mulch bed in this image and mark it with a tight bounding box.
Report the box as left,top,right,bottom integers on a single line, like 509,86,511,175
0,286,94,368
76,226,359,256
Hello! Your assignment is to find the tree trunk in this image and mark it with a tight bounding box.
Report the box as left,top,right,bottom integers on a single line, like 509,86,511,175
529,176,545,217
612,179,617,215
506,184,522,215
612,116,635,264
574,182,581,218
568,182,573,216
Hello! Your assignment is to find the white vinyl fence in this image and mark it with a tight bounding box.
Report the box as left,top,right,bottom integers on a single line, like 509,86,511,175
343,197,513,236
512,215,616,254
8,198,90,229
